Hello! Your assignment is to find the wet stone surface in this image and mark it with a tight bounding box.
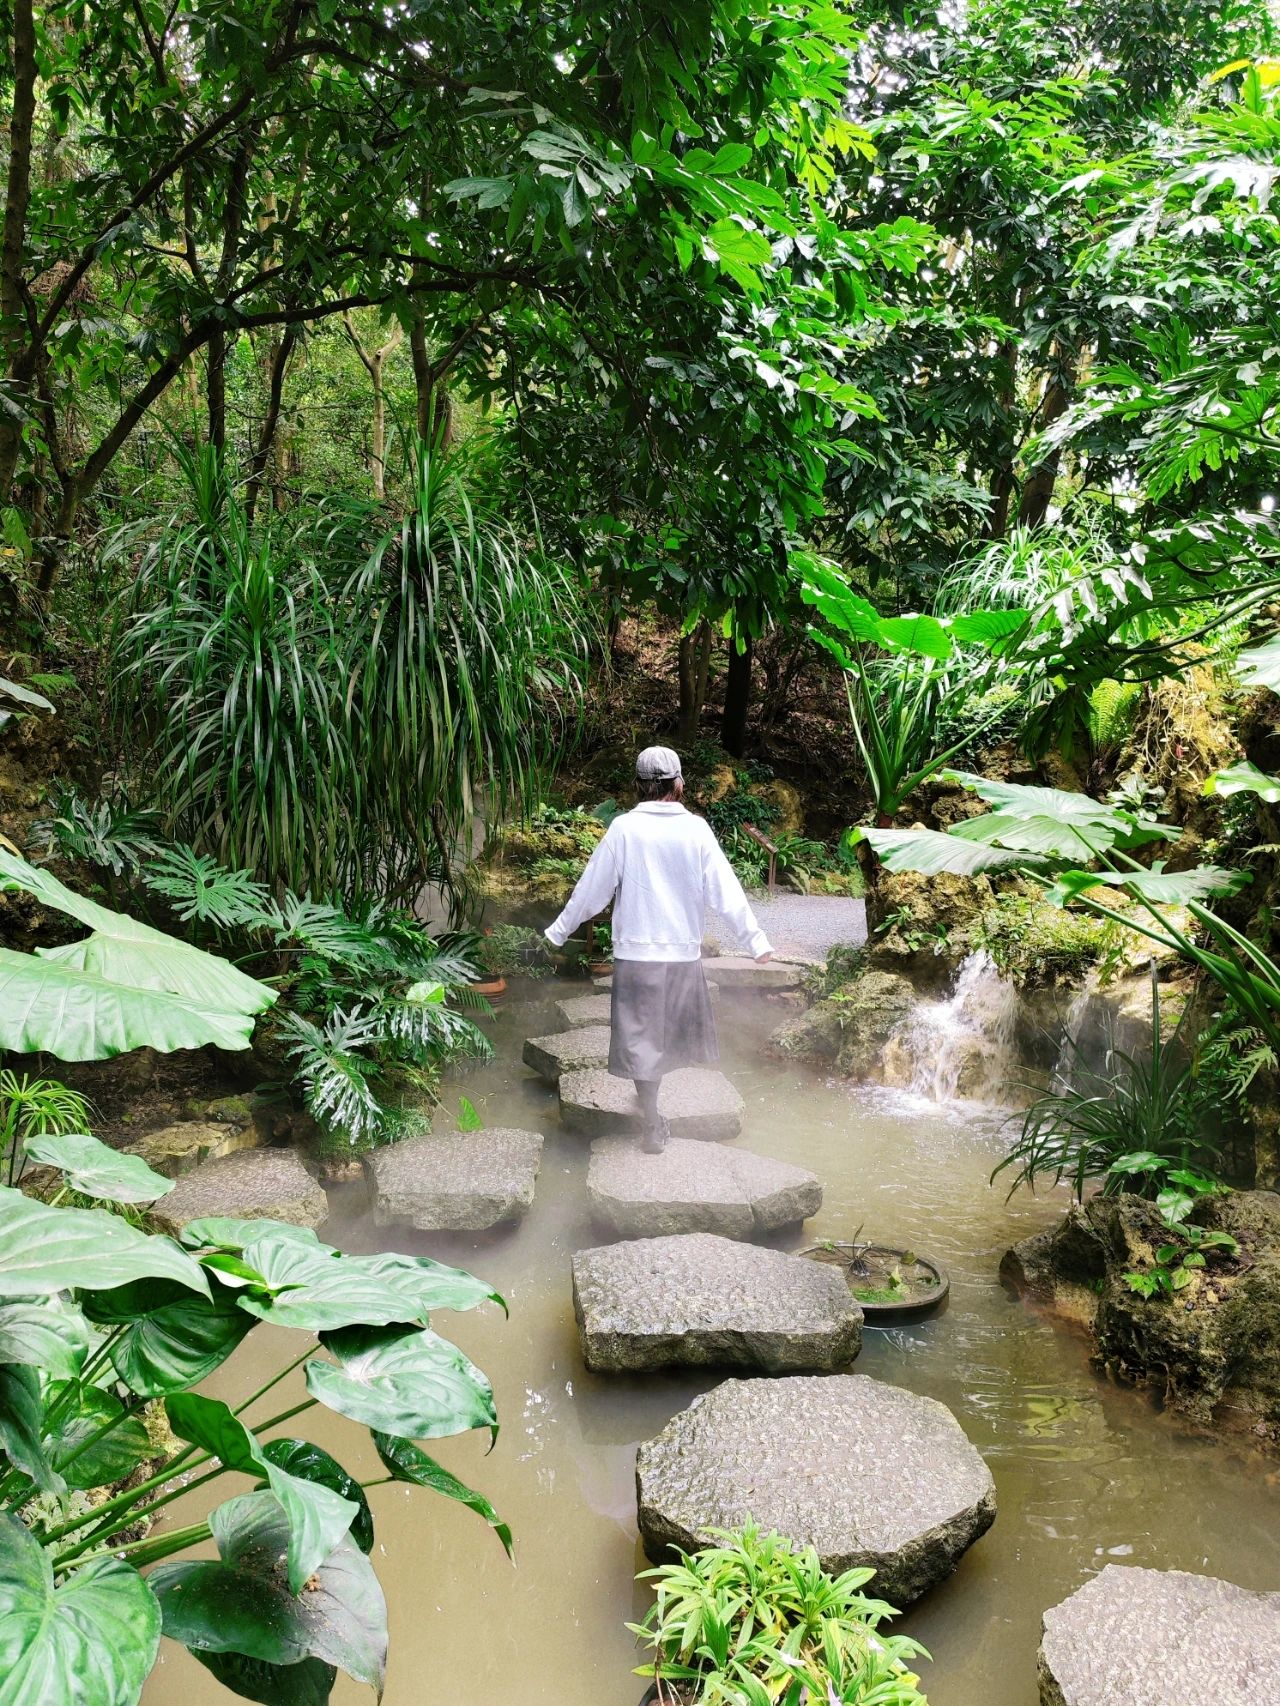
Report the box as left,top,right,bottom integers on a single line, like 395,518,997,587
523,1025,612,1084
560,1067,744,1140
554,993,614,1030
636,1373,996,1607
1038,1565,1280,1706
587,1136,822,1238
363,1128,543,1231
572,1233,861,1373
702,955,808,992
152,1146,328,1234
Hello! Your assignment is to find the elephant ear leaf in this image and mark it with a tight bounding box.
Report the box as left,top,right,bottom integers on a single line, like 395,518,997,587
149,1490,387,1695
373,1431,512,1558
0,1189,209,1300
193,1651,336,1705
0,1512,161,1705
0,1364,63,1494
23,1131,174,1204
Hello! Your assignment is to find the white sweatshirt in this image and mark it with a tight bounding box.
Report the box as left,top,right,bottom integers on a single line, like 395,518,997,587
544,802,772,963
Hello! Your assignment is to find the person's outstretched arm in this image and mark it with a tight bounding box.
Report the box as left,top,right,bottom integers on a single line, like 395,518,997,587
703,833,773,962
544,831,620,948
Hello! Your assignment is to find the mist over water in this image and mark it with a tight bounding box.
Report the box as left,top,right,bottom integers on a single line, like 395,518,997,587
145,980,1280,1706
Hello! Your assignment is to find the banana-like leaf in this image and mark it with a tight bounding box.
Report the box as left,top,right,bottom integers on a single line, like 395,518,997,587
1047,865,1252,906
851,824,1032,875
1235,633,1280,692
940,771,1176,847
0,1513,161,1706
0,1296,93,1379
1204,761,1280,803
0,1189,209,1300
0,850,274,1059
373,1431,512,1557
949,810,1118,860
23,1131,174,1203
307,1324,497,1441
166,1394,358,1593
149,1491,386,1692
348,1251,505,1318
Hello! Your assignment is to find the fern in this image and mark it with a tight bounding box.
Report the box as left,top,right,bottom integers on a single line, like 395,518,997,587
142,844,274,926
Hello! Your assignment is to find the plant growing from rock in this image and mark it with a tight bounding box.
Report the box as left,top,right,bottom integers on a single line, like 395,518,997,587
0,1129,510,1704
631,1522,929,1705
1117,1168,1239,1299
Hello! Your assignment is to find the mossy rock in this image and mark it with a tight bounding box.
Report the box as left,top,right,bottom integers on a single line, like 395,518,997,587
866,869,990,986
769,1001,845,1064
828,970,917,1082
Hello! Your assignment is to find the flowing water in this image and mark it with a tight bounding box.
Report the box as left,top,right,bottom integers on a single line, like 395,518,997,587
881,952,1022,1105
145,980,1280,1706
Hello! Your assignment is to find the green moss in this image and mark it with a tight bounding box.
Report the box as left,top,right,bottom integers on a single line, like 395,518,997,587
974,890,1119,987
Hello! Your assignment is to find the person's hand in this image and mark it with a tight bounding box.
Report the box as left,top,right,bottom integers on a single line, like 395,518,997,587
756,952,772,964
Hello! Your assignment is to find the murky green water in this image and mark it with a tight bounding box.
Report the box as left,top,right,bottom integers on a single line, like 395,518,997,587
146,981,1280,1706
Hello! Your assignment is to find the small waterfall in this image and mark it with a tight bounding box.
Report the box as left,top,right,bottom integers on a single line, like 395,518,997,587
881,951,1022,1105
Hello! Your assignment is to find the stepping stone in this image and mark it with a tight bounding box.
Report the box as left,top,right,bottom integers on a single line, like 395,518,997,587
702,955,806,991
1038,1565,1280,1705
555,993,613,1030
636,1373,995,1608
523,1025,612,1083
587,1137,821,1238
560,1067,744,1140
152,1147,327,1235
572,1233,861,1373
362,1128,543,1231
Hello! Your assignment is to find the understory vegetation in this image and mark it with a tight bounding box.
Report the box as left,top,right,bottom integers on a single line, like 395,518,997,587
2,0,1280,1697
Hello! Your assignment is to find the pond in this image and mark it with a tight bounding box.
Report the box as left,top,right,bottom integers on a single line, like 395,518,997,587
145,979,1280,1706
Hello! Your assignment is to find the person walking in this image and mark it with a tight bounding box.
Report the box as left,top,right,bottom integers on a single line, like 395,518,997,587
544,745,773,1153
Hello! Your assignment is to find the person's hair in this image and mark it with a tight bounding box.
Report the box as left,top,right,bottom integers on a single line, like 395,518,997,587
637,774,683,802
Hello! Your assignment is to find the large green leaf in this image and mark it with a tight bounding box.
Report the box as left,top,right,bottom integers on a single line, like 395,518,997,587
149,1491,387,1692
1204,761,1280,803
373,1432,512,1558
166,1394,358,1594
193,1651,336,1705
347,1251,505,1318
47,1383,153,1491
0,1363,62,1493
851,824,1031,875
261,1439,373,1554
180,1219,324,1254
0,1190,209,1300
949,809,1119,861
940,772,1176,848
23,1131,174,1204
1047,865,1251,906
0,1513,161,1706
109,1292,254,1396
307,1325,497,1441
1235,633,1280,692
0,1296,93,1379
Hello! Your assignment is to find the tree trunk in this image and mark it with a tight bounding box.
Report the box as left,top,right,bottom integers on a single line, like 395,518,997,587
207,329,227,451
982,337,1018,541
676,623,712,744
721,634,754,758
244,325,296,522
0,0,38,503
1017,351,1078,530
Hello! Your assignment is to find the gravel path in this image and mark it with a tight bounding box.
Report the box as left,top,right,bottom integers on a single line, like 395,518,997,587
710,893,866,960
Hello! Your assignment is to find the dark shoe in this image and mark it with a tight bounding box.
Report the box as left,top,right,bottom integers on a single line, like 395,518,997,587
640,1117,670,1155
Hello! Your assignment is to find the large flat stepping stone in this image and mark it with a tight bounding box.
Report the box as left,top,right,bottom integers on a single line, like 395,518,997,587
523,1025,612,1083
362,1128,542,1231
152,1147,327,1235
587,1137,821,1238
636,1374,995,1607
1038,1565,1280,1705
555,993,614,1030
573,1233,861,1373
703,955,806,991
560,1067,743,1140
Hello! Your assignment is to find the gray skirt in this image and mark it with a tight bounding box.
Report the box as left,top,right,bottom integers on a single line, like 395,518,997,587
608,958,719,1080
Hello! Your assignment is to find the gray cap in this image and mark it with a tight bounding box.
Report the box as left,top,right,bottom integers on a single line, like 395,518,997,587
635,744,683,782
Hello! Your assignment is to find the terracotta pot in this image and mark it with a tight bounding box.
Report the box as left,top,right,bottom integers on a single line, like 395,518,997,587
470,975,507,997
586,959,613,978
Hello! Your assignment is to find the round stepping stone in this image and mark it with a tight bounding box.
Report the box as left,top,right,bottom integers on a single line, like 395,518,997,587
636,1374,995,1607
560,1067,743,1140
523,1025,612,1084
554,993,613,1030
703,955,806,991
587,1137,821,1238
362,1128,542,1231
1038,1565,1280,1705
152,1147,327,1235
572,1233,861,1373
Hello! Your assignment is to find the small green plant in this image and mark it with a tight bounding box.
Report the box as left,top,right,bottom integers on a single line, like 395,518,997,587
30,783,163,883
1118,1168,1239,1298
477,924,551,979
0,1073,92,1189
588,921,613,960
631,1523,928,1705
457,1095,484,1132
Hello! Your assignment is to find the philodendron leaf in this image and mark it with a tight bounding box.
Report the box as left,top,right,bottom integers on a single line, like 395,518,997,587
166,1394,358,1594
949,809,1119,861
1046,865,1250,907
0,1189,209,1300
851,825,1032,876
348,1251,506,1318
1204,760,1280,803
111,1292,254,1396
46,1382,153,1491
149,1490,387,1693
0,1512,161,1706
0,1295,94,1379
23,1131,174,1203
373,1431,513,1558
180,1220,324,1253
308,1324,497,1442
0,1363,62,1493
1235,632,1280,692
193,1651,336,1705
261,1439,374,1554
